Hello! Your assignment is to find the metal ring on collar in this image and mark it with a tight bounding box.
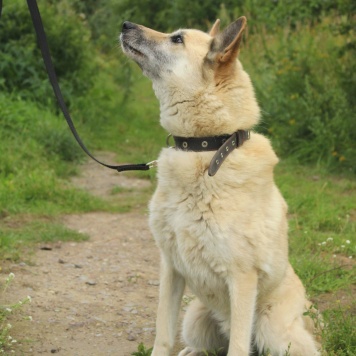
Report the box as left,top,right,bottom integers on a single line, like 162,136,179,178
166,133,174,147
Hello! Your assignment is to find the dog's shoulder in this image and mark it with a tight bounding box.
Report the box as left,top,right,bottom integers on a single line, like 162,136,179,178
236,132,279,171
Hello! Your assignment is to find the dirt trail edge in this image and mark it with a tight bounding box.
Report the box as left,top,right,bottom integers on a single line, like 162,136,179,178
6,153,184,355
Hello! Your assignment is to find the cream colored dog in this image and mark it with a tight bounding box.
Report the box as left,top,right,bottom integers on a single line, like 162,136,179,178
120,17,320,356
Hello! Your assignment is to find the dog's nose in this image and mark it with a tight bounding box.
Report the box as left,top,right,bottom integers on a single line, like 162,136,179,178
122,21,137,31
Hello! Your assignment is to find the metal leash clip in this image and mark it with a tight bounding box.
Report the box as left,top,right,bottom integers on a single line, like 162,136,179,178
147,160,158,169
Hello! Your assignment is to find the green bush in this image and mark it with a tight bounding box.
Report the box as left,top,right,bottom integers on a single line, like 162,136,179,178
242,19,355,173
219,0,355,30
72,0,355,37
0,0,95,109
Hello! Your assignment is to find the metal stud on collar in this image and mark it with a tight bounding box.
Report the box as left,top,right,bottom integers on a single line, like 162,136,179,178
208,130,250,176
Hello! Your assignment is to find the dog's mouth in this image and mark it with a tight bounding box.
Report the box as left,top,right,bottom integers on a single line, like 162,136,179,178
121,39,145,58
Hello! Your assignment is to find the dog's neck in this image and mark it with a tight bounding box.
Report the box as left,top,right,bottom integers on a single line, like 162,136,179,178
152,61,260,138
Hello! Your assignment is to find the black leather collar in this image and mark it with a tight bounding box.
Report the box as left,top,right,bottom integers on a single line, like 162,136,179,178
171,130,250,176
173,134,231,152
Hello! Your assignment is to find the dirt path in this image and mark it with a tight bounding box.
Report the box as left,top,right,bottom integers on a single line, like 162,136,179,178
4,154,184,355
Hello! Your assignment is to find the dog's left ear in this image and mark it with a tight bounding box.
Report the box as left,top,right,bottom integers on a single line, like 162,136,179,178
208,16,247,64
209,19,220,37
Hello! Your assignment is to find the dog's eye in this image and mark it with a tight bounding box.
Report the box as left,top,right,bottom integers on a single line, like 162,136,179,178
171,34,183,44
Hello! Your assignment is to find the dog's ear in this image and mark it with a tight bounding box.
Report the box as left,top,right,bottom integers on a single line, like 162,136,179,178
208,16,247,64
209,19,220,37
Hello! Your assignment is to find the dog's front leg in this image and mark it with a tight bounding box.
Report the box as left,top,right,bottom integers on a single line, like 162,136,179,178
152,256,185,356
227,269,258,356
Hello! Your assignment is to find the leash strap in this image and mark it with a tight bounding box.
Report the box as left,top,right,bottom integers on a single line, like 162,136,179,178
1,0,150,172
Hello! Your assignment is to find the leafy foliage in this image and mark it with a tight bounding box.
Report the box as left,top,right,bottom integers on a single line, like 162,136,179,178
242,19,355,172
0,0,96,109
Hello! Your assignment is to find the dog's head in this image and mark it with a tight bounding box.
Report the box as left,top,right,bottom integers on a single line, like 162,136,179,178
120,18,260,136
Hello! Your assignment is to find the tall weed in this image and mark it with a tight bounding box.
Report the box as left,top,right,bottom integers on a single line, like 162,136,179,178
242,19,355,173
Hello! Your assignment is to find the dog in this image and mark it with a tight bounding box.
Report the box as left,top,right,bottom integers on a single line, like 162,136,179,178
120,17,321,356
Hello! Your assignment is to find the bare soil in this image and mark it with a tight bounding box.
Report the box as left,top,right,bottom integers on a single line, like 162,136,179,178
4,154,185,355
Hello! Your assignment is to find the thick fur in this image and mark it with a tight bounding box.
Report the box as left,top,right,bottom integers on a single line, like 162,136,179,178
120,17,321,356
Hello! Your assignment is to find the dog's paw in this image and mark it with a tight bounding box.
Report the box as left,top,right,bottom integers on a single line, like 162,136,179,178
178,347,203,356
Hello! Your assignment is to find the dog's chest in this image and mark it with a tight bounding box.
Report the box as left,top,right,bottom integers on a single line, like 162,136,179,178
149,145,282,304
149,175,235,305
156,204,230,306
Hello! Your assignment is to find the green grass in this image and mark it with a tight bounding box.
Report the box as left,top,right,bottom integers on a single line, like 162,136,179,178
0,220,89,262
274,162,355,297
322,302,356,355
276,162,355,355
277,163,355,355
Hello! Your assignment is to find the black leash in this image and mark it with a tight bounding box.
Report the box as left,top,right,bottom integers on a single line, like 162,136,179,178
1,0,152,172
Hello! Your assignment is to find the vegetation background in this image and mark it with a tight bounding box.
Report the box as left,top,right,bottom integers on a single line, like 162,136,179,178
0,0,355,354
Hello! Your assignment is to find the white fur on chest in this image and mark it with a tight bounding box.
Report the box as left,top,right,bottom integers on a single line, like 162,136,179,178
149,177,234,312
149,134,289,308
